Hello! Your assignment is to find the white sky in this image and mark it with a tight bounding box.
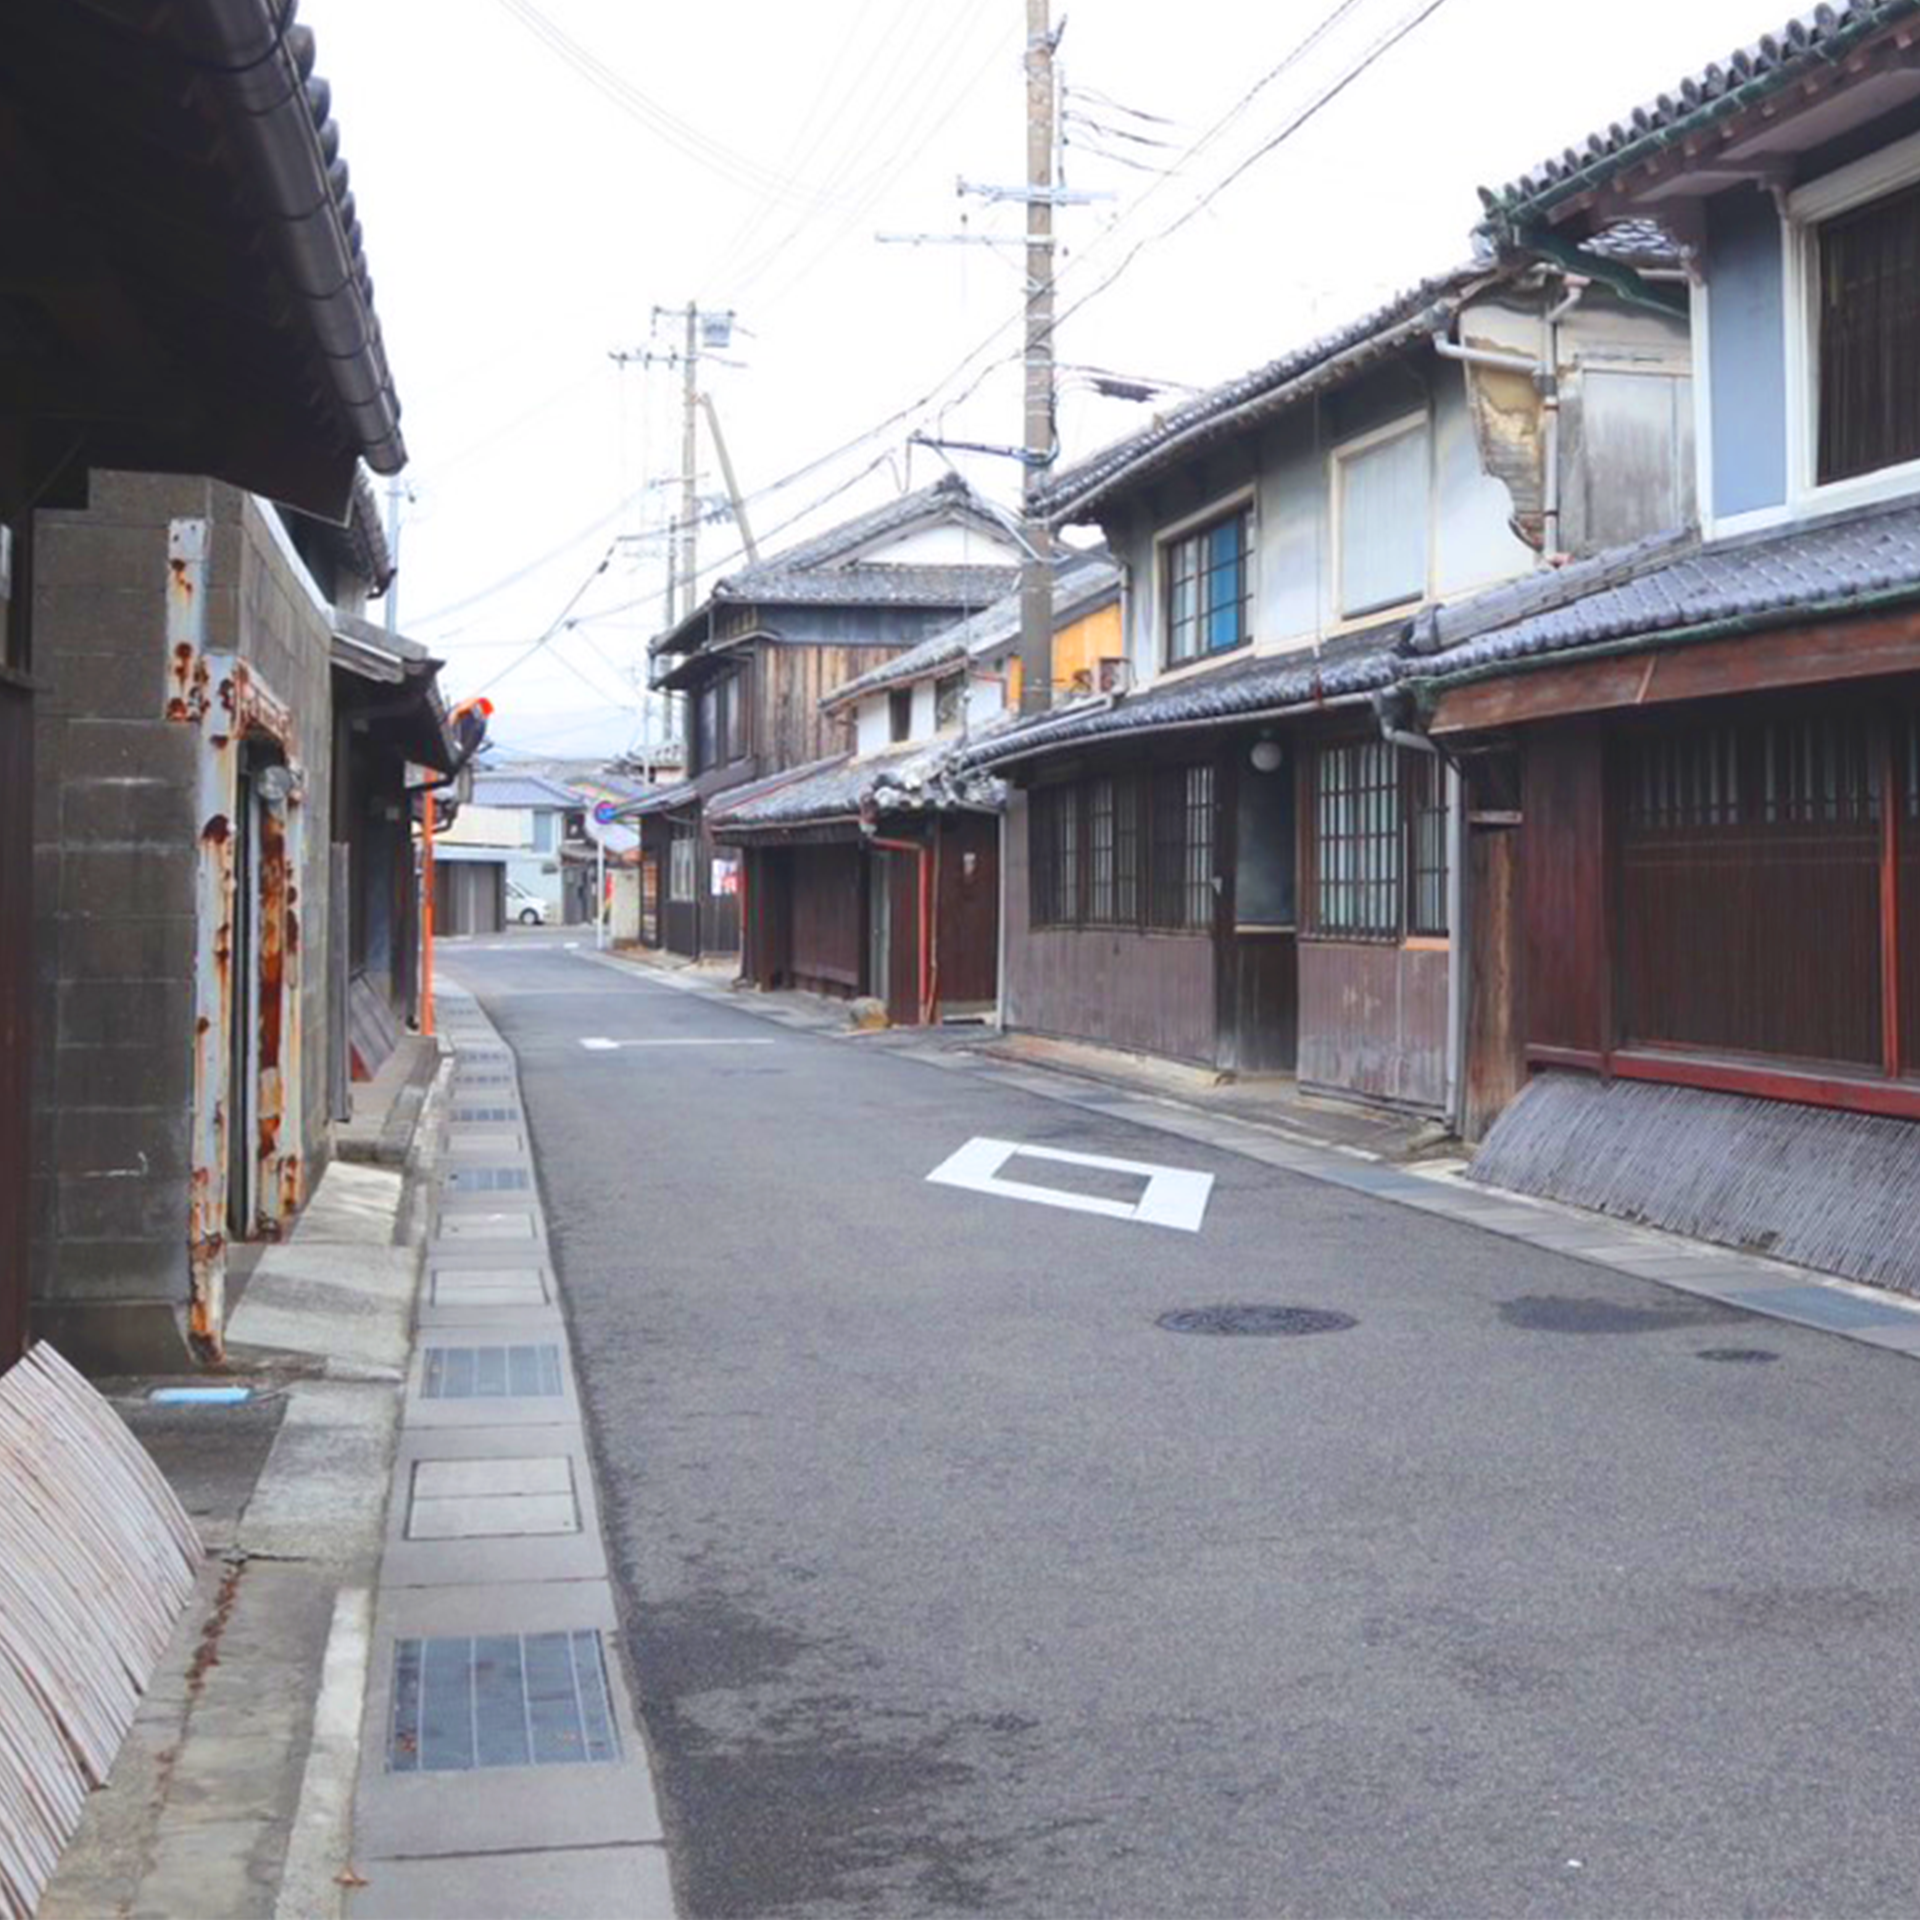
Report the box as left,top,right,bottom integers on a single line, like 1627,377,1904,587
302,0,1774,759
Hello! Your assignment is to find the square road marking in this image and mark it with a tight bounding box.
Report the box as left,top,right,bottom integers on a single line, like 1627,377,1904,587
926,1136,1213,1233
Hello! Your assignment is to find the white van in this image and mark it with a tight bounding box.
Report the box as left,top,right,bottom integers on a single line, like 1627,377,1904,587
504,879,553,927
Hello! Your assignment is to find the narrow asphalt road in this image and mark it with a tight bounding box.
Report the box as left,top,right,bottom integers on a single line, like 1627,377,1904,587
449,933,1920,1920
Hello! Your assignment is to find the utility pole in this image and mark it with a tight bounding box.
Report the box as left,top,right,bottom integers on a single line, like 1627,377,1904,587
385,475,403,634
678,301,699,625
1018,0,1058,715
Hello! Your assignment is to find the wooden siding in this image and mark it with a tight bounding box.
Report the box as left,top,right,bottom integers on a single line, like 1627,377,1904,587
0,679,27,1364
1464,824,1527,1138
756,641,894,773
1521,720,1610,1062
1004,791,1216,1061
883,849,920,1025
1429,608,1920,736
1224,933,1298,1074
791,845,864,993
934,815,998,1009
1297,939,1449,1109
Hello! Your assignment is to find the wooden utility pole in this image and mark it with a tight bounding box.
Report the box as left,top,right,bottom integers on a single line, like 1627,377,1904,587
678,300,699,624
1018,0,1057,715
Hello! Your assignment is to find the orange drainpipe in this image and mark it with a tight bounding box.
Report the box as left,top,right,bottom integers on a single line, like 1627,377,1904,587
869,835,932,1024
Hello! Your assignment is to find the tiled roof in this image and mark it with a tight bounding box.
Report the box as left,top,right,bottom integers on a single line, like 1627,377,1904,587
716,562,1020,611
712,726,1016,833
615,776,702,820
824,553,1121,709
469,774,587,811
1478,2,1920,234
1032,264,1497,526
1408,498,1920,684
738,472,977,576
955,638,1401,773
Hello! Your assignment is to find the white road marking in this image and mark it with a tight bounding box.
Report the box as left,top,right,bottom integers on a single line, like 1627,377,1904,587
926,1136,1214,1233
579,1036,777,1051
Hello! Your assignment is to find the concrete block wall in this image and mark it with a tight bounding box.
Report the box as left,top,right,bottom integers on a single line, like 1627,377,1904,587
31,473,346,1370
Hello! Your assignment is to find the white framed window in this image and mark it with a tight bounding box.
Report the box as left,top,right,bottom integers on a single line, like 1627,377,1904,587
669,826,697,903
1786,127,1920,511
934,671,966,731
1159,498,1253,667
1333,415,1429,619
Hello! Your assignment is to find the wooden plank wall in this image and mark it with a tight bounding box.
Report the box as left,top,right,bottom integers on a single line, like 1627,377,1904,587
934,815,999,1009
790,845,863,994
1464,825,1527,1139
886,850,920,1025
1297,941,1449,1109
1004,787,1216,1061
1520,720,1610,1063
758,643,893,772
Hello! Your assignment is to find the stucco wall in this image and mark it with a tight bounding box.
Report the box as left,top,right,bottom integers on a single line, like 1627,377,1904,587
1704,185,1788,520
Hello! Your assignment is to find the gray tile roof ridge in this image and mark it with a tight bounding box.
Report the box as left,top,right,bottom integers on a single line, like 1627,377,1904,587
823,552,1121,709
1414,493,1920,682
1478,2,1920,232
469,772,592,808
955,640,1402,772
744,470,977,577
1032,260,1503,523
713,561,1020,609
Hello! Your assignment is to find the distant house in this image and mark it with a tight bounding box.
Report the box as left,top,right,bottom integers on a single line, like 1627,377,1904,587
962,247,1693,1122
717,552,1119,1023
434,771,589,929
622,473,1024,961
1403,1,1920,1284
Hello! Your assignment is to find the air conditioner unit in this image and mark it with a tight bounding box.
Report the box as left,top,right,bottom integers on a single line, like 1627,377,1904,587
1095,656,1132,696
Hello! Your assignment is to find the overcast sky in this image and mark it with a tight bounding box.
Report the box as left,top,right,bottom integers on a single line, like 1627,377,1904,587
302,0,1775,760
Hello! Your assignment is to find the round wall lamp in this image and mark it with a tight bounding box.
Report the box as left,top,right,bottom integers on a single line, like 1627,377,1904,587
1248,738,1284,774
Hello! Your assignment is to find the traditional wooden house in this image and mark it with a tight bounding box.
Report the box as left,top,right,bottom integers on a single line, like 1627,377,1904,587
0,3,407,1371
1407,0,1920,1287
718,553,1120,1024
960,250,1694,1123
625,474,1023,962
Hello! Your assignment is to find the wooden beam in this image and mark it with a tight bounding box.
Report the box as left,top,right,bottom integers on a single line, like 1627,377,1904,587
1430,608,1920,735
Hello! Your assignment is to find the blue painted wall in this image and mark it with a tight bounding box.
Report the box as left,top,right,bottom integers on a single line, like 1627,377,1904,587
1706,186,1789,518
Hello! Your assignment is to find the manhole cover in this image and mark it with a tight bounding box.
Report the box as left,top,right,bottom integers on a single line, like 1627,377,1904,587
1696,1347,1781,1365
1155,1305,1357,1337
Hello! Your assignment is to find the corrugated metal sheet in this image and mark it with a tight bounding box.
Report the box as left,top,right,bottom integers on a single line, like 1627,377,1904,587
0,1345,200,1920
1471,1074,1920,1293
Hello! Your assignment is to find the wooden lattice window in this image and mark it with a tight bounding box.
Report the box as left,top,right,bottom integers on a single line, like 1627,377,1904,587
1818,180,1920,485
1406,750,1450,937
1309,741,1401,938
1087,778,1116,925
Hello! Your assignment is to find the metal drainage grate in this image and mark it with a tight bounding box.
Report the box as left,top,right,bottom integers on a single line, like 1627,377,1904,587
1696,1347,1782,1365
444,1165,531,1194
452,1106,520,1124
1156,1305,1357,1337
456,1073,513,1088
389,1632,619,1772
423,1344,564,1399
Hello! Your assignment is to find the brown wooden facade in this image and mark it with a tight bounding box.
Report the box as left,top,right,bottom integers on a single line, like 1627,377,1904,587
1437,626,1920,1129
1002,714,1455,1111
737,813,1000,1027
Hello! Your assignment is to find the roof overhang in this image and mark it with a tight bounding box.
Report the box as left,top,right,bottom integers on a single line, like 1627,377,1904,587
330,610,455,771
1478,3,1920,251
0,0,405,522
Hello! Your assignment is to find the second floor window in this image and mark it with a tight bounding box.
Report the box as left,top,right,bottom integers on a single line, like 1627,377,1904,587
1336,420,1429,618
1817,179,1920,484
889,688,914,743
1165,507,1251,666
935,671,966,731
